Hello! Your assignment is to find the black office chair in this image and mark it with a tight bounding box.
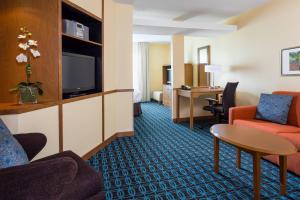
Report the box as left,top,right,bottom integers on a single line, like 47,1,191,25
203,82,239,123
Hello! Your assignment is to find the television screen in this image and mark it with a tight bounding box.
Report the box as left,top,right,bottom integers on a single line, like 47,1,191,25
166,69,172,84
62,52,95,95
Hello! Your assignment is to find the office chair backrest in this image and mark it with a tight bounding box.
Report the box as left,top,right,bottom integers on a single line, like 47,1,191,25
222,82,239,119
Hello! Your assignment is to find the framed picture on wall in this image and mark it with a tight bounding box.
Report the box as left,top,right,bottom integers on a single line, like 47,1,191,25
281,47,300,76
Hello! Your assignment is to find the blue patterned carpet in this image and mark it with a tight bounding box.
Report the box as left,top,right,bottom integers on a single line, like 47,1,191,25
88,102,300,199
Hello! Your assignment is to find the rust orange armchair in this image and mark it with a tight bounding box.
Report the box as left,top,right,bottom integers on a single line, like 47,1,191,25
229,91,300,175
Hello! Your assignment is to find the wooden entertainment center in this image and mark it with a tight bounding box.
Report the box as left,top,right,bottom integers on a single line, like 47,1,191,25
0,0,103,107
0,0,134,159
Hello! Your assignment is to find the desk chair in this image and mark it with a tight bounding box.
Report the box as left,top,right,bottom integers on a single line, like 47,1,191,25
203,82,239,123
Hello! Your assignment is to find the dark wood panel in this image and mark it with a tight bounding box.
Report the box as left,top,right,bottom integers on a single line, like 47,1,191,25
185,63,193,86
0,0,59,103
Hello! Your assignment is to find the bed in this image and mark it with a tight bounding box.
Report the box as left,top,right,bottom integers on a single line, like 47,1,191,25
133,90,142,117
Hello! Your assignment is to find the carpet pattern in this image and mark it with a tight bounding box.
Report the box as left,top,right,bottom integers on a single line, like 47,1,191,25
88,102,300,199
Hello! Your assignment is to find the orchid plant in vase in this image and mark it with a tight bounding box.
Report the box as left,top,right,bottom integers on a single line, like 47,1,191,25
10,27,43,104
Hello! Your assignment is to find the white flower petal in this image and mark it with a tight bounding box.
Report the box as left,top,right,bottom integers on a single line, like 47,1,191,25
18,43,29,50
28,40,38,46
16,53,28,63
30,49,41,58
18,35,26,39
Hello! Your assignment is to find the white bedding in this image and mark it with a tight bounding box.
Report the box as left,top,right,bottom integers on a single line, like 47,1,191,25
133,90,142,103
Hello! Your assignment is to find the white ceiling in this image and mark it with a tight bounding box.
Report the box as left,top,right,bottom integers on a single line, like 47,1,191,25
115,0,270,40
133,34,171,43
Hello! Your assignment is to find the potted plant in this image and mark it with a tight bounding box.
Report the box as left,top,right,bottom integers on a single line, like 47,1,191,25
10,27,43,104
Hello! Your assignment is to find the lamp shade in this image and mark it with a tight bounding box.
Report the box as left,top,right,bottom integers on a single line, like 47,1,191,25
205,65,222,73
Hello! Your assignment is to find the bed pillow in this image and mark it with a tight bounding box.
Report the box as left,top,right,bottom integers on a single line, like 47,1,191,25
0,119,29,169
256,93,293,125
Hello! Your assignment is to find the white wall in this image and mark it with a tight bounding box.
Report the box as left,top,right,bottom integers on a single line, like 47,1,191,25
104,0,134,138
185,0,300,106
70,0,102,18
1,106,59,160
63,97,102,157
148,43,171,94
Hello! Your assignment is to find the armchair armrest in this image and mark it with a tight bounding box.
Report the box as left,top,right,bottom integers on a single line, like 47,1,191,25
0,157,78,200
229,106,257,125
13,133,47,161
205,98,220,105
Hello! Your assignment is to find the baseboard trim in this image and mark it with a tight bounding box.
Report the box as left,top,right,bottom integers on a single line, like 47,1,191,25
173,116,213,123
82,131,134,160
117,131,134,137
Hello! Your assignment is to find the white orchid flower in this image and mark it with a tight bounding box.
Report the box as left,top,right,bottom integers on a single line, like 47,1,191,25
16,53,28,63
30,49,41,57
28,40,38,46
17,34,26,39
18,43,29,50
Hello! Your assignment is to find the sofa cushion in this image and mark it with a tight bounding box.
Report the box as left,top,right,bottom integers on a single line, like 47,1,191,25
256,93,293,124
233,119,300,134
0,119,29,169
278,133,300,151
273,91,300,127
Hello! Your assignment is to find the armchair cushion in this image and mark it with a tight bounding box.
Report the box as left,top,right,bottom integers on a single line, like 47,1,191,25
233,119,300,134
256,93,293,124
0,119,29,169
14,133,47,161
36,151,104,200
0,157,78,200
278,132,300,151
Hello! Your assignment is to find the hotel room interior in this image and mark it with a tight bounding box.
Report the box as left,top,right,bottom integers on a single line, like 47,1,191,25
1,0,300,199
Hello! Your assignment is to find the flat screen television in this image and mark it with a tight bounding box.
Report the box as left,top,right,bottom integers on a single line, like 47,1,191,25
62,52,96,98
166,68,172,85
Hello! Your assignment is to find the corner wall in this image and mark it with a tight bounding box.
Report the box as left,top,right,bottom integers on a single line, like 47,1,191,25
185,0,300,106
104,0,134,139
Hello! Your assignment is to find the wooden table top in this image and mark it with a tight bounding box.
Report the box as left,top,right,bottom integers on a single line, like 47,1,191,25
190,87,223,93
210,124,297,155
177,87,224,98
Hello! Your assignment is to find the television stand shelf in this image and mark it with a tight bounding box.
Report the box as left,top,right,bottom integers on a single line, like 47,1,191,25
0,101,58,115
62,33,102,47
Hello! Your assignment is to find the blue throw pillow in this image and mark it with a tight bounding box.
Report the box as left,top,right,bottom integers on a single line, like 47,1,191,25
0,119,29,169
256,93,293,124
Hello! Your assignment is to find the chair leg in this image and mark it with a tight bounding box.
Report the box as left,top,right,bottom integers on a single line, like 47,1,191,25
217,114,222,123
214,113,219,124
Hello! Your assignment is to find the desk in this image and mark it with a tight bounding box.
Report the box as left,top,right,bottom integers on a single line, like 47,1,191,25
176,87,224,129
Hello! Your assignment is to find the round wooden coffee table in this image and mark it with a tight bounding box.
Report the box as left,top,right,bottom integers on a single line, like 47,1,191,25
210,124,297,200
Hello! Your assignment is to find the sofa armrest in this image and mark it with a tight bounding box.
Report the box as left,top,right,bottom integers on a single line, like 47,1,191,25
13,133,47,161
0,157,78,200
229,106,257,124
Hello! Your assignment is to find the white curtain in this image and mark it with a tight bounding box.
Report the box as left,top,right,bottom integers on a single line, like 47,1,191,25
133,42,150,102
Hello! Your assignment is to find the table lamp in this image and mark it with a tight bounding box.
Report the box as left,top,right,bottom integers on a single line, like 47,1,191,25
205,65,222,89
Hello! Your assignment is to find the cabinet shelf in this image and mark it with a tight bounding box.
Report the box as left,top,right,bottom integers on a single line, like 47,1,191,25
62,33,102,47
0,101,58,115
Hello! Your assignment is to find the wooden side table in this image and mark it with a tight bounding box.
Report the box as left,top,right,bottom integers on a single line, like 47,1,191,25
210,124,297,199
